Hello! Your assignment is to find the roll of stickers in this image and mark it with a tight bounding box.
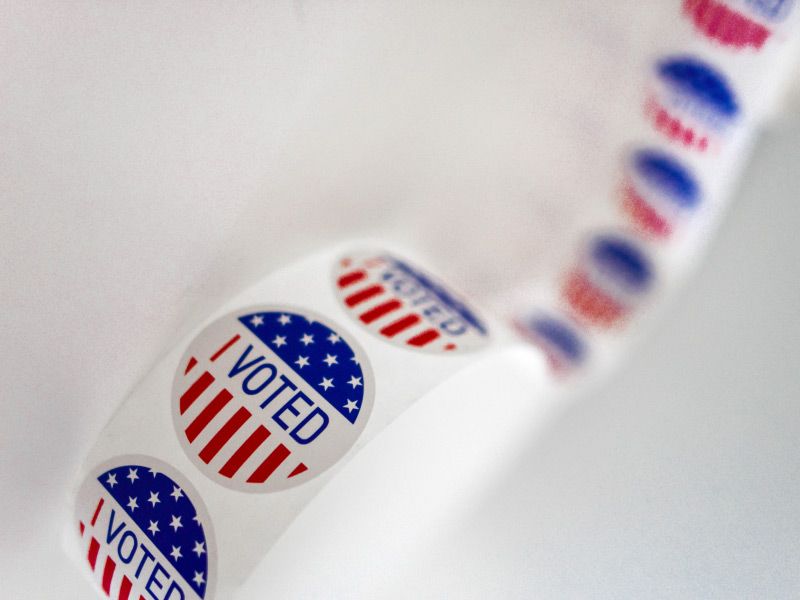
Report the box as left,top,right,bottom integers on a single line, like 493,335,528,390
67,2,800,598
66,242,522,599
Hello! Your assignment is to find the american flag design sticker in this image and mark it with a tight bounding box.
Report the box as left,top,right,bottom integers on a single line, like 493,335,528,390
562,234,654,328
75,456,215,600
644,56,739,153
514,313,587,375
682,0,795,51
621,148,701,239
333,252,489,353
172,306,374,493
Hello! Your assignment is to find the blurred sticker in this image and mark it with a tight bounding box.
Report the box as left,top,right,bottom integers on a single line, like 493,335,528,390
683,0,795,50
333,252,490,353
562,234,654,327
75,456,215,600
622,148,701,238
172,307,374,493
645,56,739,153
514,312,587,375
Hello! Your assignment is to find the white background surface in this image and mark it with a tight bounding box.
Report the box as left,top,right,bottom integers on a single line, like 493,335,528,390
1,2,799,598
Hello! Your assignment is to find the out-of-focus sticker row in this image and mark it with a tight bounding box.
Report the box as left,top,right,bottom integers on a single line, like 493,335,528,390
514,0,796,377
73,3,799,594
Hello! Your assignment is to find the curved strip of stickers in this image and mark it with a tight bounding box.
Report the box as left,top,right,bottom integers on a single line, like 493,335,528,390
69,3,799,597
514,2,798,376
68,243,514,597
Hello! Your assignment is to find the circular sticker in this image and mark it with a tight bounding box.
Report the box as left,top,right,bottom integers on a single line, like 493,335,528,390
645,55,739,153
561,234,654,328
172,306,374,493
621,148,701,238
75,456,215,600
514,312,587,375
333,252,490,353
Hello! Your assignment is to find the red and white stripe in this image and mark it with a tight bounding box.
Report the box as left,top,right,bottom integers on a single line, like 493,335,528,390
178,337,308,487
336,262,458,352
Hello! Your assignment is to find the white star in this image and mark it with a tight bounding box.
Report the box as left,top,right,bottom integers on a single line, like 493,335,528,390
323,354,338,367
127,497,138,512
106,473,117,488
319,377,334,391
148,468,159,478
170,486,183,501
147,520,160,536
192,514,202,526
350,356,360,365
126,468,139,483
147,491,160,507
300,333,315,346
170,546,182,561
278,314,292,325
250,315,264,327
295,355,309,369
169,515,183,532
192,572,206,587
344,399,359,413
327,333,341,344
348,375,362,388
272,335,287,348
192,541,206,558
